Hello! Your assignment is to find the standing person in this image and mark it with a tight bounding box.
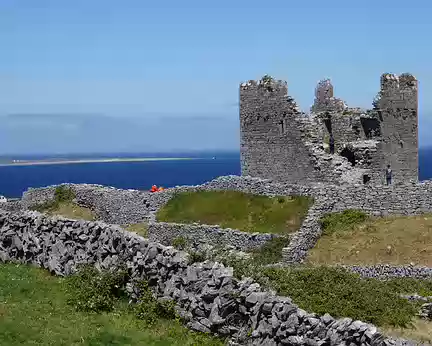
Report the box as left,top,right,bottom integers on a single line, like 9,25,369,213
385,165,393,185
329,133,335,155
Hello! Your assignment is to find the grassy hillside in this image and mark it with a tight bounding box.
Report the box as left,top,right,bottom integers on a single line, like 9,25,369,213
308,210,432,266
0,263,223,346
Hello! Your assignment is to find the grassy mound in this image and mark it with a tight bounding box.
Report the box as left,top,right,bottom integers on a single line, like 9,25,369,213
308,210,432,266
157,190,313,234
0,263,223,346
31,185,96,221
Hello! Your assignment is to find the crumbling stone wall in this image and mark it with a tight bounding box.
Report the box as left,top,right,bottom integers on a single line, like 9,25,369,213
0,209,416,346
147,222,277,252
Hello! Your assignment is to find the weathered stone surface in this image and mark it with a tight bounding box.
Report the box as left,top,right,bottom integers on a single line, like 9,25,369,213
148,222,276,252
240,73,418,186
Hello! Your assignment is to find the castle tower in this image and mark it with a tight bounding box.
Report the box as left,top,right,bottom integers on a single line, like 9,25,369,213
239,76,322,183
315,79,334,105
311,79,347,113
376,73,418,183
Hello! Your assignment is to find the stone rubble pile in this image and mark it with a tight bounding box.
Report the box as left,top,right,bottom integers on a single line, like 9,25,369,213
0,209,421,346
296,115,368,185
418,303,432,320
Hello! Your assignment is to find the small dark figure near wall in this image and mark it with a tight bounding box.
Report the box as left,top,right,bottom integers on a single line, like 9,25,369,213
385,165,393,185
329,133,335,155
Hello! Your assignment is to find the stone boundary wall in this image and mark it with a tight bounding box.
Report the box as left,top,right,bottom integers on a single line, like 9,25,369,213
0,200,24,213
342,265,432,280
267,263,432,281
147,222,278,252
21,184,160,225
15,175,432,264
0,209,414,346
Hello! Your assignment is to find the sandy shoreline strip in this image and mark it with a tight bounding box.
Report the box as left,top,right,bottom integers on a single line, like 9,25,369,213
0,157,197,167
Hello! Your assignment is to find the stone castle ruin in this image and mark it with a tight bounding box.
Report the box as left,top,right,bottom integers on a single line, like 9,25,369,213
239,73,418,185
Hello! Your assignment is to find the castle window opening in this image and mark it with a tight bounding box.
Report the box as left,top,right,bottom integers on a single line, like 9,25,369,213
363,174,371,184
279,120,286,134
340,147,357,166
360,118,381,138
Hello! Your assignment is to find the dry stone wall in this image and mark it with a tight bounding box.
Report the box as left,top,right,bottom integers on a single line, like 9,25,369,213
13,175,432,266
0,209,418,346
21,183,159,225
148,222,278,252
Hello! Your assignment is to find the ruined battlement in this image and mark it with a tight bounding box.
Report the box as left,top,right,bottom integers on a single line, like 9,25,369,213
239,75,302,131
240,75,288,93
239,72,419,186
377,73,418,111
380,73,418,91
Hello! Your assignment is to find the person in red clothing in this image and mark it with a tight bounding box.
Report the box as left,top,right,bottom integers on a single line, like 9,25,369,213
150,185,158,192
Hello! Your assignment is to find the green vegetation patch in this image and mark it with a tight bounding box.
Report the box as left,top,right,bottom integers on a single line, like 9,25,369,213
31,185,96,221
248,236,289,265
309,211,432,266
261,266,424,328
319,209,368,236
221,260,432,331
0,263,223,346
157,190,313,234
125,222,149,237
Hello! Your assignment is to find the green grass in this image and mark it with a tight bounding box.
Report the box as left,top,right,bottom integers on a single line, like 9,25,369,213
125,223,149,237
261,266,428,328
308,211,432,266
0,263,224,346
157,190,313,234
248,236,290,265
41,202,96,221
30,185,96,222
382,319,432,344
261,266,432,342
219,257,432,335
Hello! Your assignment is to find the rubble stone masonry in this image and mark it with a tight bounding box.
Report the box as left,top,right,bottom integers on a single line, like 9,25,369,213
239,73,419,186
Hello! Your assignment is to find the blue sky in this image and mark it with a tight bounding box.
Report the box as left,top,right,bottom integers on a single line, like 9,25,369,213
1,0,432,153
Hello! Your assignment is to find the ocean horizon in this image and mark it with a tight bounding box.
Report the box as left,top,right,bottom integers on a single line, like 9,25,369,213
1,149,431,198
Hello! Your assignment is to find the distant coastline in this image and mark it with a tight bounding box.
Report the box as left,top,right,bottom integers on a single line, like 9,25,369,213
0,157,196,167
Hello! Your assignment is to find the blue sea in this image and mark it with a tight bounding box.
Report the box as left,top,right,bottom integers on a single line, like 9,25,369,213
0,152,241,198
1,149,431,198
